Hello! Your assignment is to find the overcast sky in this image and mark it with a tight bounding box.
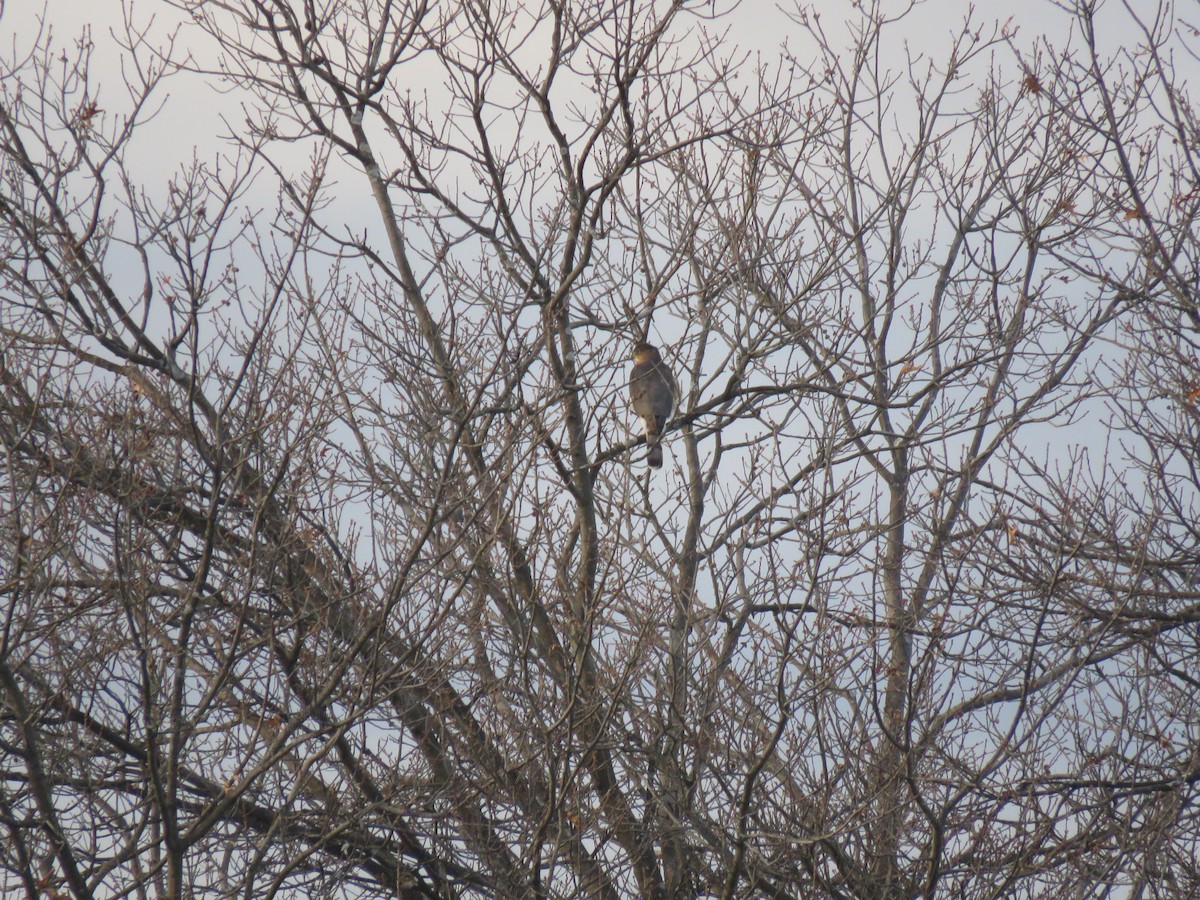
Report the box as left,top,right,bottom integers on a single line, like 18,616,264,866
4,0,1134,177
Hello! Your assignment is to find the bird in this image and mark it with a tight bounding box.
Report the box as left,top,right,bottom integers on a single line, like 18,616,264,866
629,341,678,468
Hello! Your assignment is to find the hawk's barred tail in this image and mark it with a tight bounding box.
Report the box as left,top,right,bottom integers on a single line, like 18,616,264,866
647,443,663,468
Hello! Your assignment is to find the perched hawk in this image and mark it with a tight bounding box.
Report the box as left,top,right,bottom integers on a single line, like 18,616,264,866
629,341,678,468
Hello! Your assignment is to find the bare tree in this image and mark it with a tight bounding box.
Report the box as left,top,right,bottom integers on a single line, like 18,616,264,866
2,0,1198,897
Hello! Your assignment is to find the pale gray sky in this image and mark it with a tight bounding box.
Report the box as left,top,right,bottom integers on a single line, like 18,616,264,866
3,0,1129,179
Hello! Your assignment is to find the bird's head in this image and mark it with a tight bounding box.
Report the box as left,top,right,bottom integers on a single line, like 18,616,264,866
632,341,659,363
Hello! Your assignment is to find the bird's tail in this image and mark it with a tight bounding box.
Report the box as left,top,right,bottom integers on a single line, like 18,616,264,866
645,414,667,468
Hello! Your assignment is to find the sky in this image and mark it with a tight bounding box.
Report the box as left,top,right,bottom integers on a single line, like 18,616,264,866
2,0,1101,174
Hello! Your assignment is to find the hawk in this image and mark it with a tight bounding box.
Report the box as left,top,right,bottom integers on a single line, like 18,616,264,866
629,341,678,468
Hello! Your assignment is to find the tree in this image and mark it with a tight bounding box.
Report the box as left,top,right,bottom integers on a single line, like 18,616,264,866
2,0,1198,896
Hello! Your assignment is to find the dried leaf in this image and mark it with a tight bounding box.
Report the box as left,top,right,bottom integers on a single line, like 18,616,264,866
76,101,101,125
